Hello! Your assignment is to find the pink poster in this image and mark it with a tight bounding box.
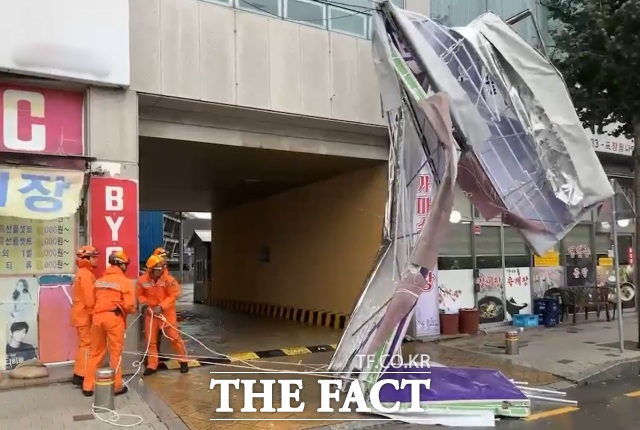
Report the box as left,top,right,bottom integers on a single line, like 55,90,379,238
37,275,77,363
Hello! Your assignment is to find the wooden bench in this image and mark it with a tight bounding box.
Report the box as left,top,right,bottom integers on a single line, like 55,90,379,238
544,286,617,324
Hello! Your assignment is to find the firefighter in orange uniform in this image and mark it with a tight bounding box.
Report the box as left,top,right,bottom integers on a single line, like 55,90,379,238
137,255,189,375
82,251,137,397
71,246,99,387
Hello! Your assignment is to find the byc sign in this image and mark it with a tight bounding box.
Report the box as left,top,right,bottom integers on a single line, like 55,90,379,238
89,177,139,277
0,83,84,155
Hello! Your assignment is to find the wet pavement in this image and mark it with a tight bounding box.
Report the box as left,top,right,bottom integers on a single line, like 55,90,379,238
141,283,640,429
143,352,362,430
359,375,640,430
440,315,640,383
144,345,564,429
402,342,561,386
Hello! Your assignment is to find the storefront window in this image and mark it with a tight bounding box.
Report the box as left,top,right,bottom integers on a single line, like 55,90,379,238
474,225,501,269
475,226,504,324
563,224,595,287
438,187,473,270
595,231,611,262
438,223,472,270
503,227,530,268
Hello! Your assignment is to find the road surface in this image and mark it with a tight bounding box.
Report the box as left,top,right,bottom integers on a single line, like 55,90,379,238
356,376,640,430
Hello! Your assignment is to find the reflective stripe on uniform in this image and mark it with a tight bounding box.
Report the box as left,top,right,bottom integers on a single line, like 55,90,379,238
141,282,154,288
95,280,121,290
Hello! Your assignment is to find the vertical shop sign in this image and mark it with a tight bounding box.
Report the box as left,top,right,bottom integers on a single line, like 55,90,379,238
416,173,431,234
412,168,440,337
504,267,532,320
0,83,84,155
565,244,594,286
89,177,139,277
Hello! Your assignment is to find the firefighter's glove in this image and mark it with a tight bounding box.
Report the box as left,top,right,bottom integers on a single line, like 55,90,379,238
152,305,163,316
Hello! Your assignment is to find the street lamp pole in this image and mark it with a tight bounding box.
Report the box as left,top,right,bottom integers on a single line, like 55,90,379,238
611,179,624,353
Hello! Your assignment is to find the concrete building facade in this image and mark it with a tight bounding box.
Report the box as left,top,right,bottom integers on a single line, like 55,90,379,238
0,0,433,363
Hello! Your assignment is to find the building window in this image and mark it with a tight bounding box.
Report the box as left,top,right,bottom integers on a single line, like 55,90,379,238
438,223,472,270
216,0,405,40
285,0,326,28
236,0,282,17
328,6,368,38
503,227,530,268
203,0,233,5
196,260,204,283
336,0,375,12
475,225,501,269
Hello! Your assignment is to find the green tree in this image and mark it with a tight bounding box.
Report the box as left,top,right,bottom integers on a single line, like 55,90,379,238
545,0,640,344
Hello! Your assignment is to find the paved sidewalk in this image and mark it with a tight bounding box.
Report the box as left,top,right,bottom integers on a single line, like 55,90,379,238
0,382,170,429
436,314,640,384
145,352,362,430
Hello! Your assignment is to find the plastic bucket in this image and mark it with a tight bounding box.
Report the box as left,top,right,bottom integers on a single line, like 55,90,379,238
440,312,460,335
459,308,479,335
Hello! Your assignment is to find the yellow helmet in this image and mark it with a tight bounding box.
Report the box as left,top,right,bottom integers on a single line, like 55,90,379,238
108,250,130,266
153,247,168,259
76,245,99,258
146,255,164,270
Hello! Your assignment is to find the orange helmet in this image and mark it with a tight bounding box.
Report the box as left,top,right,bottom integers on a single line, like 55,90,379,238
146,255,164,270
108,250,130,266
76,246,99,258
153,247,168,258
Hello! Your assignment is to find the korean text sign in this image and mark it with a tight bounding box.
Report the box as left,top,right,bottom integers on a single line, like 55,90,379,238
0,216,76,274
0,83,84,155
0,165,84,220
89,177,139,277
412,167,439,337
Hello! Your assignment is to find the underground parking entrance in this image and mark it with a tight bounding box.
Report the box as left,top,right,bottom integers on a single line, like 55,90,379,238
139,136,388,365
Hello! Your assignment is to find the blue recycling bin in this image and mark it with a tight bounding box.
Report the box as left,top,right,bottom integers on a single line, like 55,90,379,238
533,298,547,323
534,298,560,326
543,298,560,327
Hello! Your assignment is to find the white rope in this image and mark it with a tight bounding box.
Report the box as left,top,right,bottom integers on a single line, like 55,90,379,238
154,314,332,376
90,307,339,427
90,309,152,427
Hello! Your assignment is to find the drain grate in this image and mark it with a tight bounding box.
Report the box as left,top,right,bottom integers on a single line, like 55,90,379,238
557,359,574,364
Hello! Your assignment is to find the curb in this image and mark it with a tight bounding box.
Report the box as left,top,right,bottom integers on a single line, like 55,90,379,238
157,343,338,371
210,299,350,329
572,359,640,386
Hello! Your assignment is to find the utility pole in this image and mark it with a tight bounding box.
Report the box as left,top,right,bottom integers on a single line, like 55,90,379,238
633,119,640,349
179,211,184,283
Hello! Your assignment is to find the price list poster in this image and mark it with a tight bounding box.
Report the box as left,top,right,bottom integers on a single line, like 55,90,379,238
0,216,77,369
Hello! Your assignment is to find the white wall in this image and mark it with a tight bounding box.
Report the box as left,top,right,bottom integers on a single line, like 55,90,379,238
130,0,429,125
